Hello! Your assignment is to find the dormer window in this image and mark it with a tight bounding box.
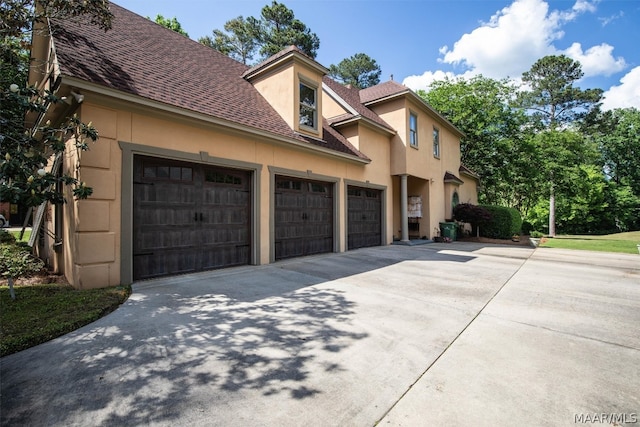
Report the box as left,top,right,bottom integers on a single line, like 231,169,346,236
299,81,317,130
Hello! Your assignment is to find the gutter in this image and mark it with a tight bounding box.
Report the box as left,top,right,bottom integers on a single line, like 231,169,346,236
61,76,370,165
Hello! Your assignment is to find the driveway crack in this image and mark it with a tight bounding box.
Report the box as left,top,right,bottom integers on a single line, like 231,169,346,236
374,247,537,425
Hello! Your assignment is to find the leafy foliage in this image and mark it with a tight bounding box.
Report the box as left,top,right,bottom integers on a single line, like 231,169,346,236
596,108,640,195
479,205,522,239
417,76,532,210
453,203,492,227
0,231,44,299
150,14,189,37
199,16,259,65
202,1,320,62
518,55,603,129
329,53,381,89
1,0,106,209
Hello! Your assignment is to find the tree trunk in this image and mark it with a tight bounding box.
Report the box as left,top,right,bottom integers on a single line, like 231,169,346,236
548,185,556,237
8,277,16,300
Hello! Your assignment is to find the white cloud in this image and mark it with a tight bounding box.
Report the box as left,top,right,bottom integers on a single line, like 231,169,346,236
439,0,560,79
402,70,474,92
598,11,624,26
602,66,640,110
403,0,625,92
562,42,626,77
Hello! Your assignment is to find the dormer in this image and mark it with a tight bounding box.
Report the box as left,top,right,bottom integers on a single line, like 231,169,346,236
243,46,327,139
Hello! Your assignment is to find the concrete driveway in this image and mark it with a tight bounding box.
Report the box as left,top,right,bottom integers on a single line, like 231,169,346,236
1,243,639,426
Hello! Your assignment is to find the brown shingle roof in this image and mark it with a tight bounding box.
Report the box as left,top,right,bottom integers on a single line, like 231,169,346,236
49,3,364,160
359,80,410,104
323,77,395,132
444,171,464,184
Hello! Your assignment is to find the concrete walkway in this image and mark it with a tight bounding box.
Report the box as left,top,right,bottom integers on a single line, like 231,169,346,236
1,243,638,426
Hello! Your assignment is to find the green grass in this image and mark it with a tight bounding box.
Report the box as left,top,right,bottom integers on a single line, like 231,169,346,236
539,231,640,254
0,283,131,357
9,229,31,242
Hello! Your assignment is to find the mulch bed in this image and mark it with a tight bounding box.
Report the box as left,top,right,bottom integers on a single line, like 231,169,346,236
458,236,533,247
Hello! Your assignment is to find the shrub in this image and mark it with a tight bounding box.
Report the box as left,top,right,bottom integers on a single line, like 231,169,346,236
0,230,16,244
0,242,44,300
453,203,492,235
480,205,523,239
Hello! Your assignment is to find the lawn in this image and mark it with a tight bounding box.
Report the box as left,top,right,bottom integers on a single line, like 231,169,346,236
9,228,31,242
0,282,131,357
539,231,640,254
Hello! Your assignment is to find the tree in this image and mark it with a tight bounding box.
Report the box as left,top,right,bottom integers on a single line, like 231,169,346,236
203,1,320,62
1,1,110,215
597,108,640,196
329,53,381,89
199,16,259,65
417,76,534,211
518,55,603,129
257,1,319,59
518,55,603,235
150,14,188,37
0,232,43,300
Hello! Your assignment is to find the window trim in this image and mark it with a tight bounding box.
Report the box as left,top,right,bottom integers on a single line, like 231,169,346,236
409,112,418,148
433,126,440,158
298,79,318,132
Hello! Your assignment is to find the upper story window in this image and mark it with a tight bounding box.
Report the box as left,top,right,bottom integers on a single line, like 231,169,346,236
433,127,440,158
409,112,418,148
299,82,317,130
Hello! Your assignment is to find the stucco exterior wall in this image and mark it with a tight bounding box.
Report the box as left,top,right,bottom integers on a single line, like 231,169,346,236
62,95,393,288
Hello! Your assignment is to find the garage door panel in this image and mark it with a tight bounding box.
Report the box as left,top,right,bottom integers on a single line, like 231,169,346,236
134,248,198,279
348,186,382,250
133,156,251,280
274,176,334,260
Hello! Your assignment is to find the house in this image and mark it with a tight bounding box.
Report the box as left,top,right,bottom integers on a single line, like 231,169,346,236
29,3,478,288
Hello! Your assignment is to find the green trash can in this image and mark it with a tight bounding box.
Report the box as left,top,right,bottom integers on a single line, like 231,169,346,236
439,222,457,241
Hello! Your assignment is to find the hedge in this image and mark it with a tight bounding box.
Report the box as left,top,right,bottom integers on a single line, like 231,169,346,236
479,205,523,239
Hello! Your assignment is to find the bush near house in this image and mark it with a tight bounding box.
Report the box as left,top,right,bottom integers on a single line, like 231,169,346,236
453,203,492,236
480,205,522,239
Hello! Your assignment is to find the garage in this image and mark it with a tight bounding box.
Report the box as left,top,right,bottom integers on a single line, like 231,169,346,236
133,156,251,280
347,186,382,250
274,176,334,260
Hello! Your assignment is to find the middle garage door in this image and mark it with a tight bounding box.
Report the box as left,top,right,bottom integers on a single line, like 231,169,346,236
274,176,334,260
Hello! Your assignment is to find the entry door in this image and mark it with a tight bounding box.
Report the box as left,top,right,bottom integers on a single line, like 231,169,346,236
133,156,251,280
274,176,333,260
347,186,382,250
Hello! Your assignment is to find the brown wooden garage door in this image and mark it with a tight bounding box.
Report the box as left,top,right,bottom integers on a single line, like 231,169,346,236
274,176,333,260
347,186,382,250
133,156,251,280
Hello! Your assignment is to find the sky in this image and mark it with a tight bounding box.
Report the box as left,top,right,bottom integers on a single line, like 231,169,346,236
113,0,640,110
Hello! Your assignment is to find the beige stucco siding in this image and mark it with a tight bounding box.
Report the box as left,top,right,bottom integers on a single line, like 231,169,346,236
61,97,392,288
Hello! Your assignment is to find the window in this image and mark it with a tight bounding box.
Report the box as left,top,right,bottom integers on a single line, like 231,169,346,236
299,82,317,130
433,127,440,158
409,112,418,148
143,164,193,182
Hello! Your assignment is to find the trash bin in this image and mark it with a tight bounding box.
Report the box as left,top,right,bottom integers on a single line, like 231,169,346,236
439,222,457,241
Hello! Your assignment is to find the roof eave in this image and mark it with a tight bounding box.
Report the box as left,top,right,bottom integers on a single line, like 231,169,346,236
243,49,329,81
330,115,396,136
62,76,369,165
364,90,465,139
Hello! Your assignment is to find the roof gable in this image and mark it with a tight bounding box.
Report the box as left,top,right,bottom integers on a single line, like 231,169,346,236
323,77,395,133
47,3,365,160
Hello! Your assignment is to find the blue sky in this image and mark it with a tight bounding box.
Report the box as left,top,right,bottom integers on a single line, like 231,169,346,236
113,0,639,110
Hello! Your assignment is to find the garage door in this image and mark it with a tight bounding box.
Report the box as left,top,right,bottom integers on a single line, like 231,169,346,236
274,176,333,260
347,186,382,250
133,156,251,280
